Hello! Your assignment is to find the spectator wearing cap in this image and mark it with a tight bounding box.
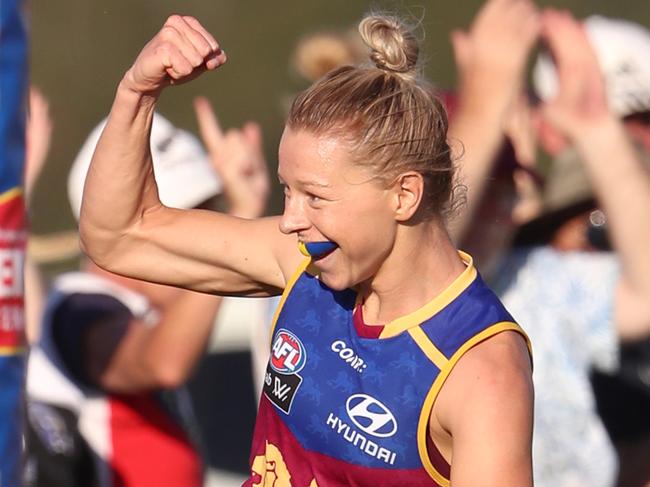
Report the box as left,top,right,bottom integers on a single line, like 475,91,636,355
24,112,225,487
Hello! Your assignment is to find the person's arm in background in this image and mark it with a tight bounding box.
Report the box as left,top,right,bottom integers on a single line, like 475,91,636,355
85,285,223,392
24,87,53,343
195,96,275,398
539,10,650,339
446,0,540,241
86,101,272,394
504,94,544,226
194,96,270,219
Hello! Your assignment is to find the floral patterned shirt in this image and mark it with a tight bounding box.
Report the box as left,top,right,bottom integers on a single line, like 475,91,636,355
493,247,620,487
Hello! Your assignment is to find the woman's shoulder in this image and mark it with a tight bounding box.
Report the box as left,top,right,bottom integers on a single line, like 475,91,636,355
434,329,533,428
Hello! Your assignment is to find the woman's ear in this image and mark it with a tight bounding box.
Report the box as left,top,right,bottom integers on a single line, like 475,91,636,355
393,171,424,221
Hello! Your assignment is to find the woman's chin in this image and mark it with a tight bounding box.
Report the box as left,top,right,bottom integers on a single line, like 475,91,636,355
316,268,349,291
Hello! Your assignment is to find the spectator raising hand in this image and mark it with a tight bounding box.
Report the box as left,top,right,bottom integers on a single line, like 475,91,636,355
451,0,539,102
24,88,53,202
194,97,270,219
539,9,650,333
539,10,610,139
24,87,53,343
448,0,541,240
493,9,650,486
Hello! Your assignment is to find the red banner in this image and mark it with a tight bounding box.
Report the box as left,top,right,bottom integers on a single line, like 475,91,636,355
0,189,26,353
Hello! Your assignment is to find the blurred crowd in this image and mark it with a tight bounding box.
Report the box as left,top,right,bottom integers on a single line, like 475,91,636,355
21,1,650,486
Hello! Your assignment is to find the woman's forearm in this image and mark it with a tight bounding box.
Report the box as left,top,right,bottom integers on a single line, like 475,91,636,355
79,79,161,265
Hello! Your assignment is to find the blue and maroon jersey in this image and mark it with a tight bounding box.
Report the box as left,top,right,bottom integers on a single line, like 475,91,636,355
245,252,530,487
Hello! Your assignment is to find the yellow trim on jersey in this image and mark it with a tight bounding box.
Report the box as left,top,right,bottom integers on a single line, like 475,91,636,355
268,257,312,345
379,252,477,339
415,321,532,486
0,346,26,355
0,187,22,204
408,327,448,370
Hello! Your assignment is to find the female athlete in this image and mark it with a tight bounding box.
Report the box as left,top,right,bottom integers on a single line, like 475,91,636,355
80,11,534,487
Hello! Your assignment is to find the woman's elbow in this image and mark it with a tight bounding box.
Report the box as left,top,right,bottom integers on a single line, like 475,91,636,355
78,223,114,267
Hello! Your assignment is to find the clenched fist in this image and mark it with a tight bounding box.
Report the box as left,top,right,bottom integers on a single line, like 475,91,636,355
122,15,227,97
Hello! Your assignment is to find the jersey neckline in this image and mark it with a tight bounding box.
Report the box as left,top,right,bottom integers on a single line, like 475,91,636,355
361,251,477,339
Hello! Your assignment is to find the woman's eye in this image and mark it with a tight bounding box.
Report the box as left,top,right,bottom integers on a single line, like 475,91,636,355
306,193,321,204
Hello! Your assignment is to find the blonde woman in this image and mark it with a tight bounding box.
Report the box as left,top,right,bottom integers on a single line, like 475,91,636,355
80,9,534,486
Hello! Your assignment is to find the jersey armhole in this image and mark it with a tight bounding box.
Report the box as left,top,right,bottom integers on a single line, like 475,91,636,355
267,257,312,346
410,321,531,487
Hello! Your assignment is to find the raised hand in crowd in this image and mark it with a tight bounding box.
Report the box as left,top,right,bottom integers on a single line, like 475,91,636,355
538,9,650,337
503,94,543,225
539,10,611,140
448,0,541,240
24,87,53,202
194,96,270,219
23,87,53,343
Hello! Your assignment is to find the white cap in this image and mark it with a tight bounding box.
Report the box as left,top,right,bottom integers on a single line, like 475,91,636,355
533,15,650,117
68,113,222,220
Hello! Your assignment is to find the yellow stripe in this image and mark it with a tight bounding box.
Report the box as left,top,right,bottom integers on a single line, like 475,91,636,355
408,327,448,370
0,187,22,204
416,321,531,486
0,346,27,355
268,257,312,345
379,251,477,339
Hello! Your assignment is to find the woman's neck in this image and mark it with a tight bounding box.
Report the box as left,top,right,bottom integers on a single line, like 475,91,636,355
356,221,465,325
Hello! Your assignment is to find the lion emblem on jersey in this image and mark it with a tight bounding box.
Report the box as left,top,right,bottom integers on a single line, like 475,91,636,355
251,441,318,487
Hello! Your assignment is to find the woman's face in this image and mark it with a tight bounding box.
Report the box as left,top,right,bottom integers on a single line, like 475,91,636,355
278,127,398,291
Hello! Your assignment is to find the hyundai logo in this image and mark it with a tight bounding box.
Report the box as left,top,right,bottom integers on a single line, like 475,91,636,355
345,394,398,438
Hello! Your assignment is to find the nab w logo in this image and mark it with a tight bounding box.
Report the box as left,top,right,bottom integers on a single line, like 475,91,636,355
271,329,307,374
266,329,305,414
346,394,398,438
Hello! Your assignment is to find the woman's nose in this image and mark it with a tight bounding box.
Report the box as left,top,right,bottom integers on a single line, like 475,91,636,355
279,195,310,235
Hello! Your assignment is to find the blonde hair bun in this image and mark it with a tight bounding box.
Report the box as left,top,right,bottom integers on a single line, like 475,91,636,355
358,14,419,77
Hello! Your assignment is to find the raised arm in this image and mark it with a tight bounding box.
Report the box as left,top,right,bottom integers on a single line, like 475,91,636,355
24,88,53,343
447,0,540,241
540,10,650,337
86,99,277,393
79,16,299,296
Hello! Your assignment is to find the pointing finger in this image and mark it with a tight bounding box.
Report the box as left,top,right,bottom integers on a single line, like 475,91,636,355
194,96,225,154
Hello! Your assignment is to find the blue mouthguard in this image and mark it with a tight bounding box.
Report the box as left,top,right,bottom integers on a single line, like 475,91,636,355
298,241,338,258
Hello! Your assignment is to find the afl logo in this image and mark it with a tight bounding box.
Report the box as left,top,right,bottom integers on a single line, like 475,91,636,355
271,329,307,374
346,394,398,438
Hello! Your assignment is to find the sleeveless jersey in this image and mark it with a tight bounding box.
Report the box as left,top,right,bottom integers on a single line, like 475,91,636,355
26,272,201,487
245,252,530,487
